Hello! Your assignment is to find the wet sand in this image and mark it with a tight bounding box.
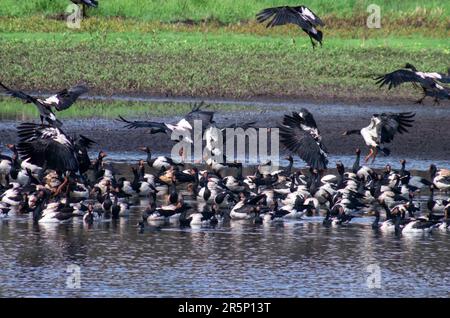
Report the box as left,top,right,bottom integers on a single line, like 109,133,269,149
0,100,449,164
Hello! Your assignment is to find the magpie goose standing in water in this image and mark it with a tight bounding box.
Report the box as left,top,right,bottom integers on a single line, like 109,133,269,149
278,109,328,172
256,5,324,49
0,82,88,127
139,146,183,171
343,112,415,163
429,164,450,192
375,64,450,104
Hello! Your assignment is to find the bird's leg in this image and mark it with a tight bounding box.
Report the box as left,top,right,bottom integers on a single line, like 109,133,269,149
309,36,316,49
82,4,87,18
364,148,374,163
415,93,426,104
371,148,378,163
40,115,44,126
433,98,440,106
54,176,69,197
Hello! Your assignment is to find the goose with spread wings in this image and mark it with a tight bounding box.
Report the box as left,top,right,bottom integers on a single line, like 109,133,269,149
278,109,328,171
343,112,416,163
16,123,95,176
375,64,450,104
118,102,215,144
0,82,88,127
256,5,324,48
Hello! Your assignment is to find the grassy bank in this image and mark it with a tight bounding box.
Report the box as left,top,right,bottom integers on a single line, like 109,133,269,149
1,0,448,23
0,31,448,103
0,98,253,120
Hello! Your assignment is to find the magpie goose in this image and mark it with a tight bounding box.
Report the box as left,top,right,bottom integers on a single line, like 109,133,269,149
375,64,450,104
16,123,94,176
343,112,415,163
0,82,61,127
256,5,324,48
278,109,328,171
118,102,215,144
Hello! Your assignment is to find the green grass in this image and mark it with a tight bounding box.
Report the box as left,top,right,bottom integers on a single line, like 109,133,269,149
0,98,254,120
1,0,448,22
0,31,448,102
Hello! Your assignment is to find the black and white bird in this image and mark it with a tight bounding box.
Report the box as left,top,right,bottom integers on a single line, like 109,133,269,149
118,102,215,144
256,5,324,48
375,64,450,104
343,112,415,163
140,146,183,171
278,109,328,171
16,123,93,176
0,82,88,126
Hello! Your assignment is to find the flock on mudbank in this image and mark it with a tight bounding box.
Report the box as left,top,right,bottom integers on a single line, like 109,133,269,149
0,3,449,235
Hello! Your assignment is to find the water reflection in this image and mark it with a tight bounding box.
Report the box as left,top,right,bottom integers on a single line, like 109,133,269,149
1,202,449,297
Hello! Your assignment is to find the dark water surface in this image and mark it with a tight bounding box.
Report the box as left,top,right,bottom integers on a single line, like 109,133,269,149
0,201,449,298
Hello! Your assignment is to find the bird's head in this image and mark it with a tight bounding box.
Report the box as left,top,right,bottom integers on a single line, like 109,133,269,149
313,30,323,45
138,146,150,153
404,63,417,72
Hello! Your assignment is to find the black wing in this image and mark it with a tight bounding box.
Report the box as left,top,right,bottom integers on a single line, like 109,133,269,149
74,135,96,174
298,5,324,27
279,112,328,170
374,112,415,144
16,123,78,172
0,81,38,104
184,102,215,127
75,135,96,148
0,82,61,127
256,6,311,30
374,69,432,90
117,116,168,133
45,85,89,111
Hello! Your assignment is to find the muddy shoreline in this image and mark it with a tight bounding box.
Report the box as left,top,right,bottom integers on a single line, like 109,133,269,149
0,100,449,165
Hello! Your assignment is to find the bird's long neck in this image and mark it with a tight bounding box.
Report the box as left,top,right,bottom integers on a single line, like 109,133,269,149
346,130,360,135
286,159,293,174
353,153,361,173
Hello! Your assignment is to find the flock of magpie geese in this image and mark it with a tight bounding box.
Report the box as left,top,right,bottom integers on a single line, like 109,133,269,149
0,4,448,235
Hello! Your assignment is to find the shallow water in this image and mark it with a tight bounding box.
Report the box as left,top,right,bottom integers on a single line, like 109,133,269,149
0,199,449,298
102,150,449,173
0,98,449,297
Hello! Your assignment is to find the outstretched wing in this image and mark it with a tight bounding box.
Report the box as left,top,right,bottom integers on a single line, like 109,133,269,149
16,123,78,172
374,69,431,90
256,6,311,30
0,81,40,104
298,6,324,26
279,112,328,170
184,102,215,127
44,85,89,111
374,112,415,144
117,116,168,132
0,81,61,127
75,135,96,148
